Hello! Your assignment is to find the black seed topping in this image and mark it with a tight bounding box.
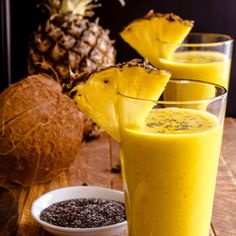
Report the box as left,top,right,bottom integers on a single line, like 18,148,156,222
40,198,126,228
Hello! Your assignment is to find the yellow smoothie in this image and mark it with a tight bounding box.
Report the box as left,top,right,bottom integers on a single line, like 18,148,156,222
158,51,231,88
120,108,223,236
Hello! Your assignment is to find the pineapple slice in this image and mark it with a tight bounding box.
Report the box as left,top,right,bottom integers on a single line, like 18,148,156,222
120,11,194,66
71,59,171,141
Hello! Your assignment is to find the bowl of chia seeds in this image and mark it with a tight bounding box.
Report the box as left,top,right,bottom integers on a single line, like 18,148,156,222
31,186,127,236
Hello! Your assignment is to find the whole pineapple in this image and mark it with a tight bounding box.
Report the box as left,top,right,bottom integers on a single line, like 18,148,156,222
29,0,116,84
28,0,116,140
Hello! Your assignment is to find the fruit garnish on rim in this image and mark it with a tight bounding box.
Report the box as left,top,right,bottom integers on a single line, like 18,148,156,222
68,59,171,141
120,11,194,65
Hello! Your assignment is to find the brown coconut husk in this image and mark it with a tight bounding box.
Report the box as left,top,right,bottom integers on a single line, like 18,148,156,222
32,62,102,142
0,74,84,186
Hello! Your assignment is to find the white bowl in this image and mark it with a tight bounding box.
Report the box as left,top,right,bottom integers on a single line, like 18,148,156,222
31,186,127,236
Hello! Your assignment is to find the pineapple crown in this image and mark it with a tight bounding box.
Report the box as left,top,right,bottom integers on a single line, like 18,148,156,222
38,0,100,17
59,0,100,17
41,0,125,17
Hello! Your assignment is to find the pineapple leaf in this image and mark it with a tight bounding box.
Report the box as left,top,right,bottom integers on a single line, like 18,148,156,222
60,0,100,16
118,0,126,6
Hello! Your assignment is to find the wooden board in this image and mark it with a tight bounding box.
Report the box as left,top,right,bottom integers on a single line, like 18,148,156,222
3,118,236,236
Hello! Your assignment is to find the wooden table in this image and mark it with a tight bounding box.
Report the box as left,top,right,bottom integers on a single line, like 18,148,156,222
3,118,236,236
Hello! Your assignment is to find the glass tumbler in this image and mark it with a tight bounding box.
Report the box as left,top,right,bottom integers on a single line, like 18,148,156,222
157,33,233,89
118,79,227,236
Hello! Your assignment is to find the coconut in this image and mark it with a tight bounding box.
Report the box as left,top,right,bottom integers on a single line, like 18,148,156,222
0,74,84,186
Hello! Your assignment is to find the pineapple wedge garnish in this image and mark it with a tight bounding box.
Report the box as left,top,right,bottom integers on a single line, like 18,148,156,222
70,59,171,141
120,11,194,66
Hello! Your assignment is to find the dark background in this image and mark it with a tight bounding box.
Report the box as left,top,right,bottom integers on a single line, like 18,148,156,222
1,0,235,116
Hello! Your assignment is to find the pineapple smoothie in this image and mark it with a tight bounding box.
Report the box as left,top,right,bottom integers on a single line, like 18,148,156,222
120,108,223,236
159,51,231,88
71,59,226,236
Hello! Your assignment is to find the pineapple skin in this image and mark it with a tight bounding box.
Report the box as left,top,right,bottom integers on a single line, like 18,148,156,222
28,13,116,84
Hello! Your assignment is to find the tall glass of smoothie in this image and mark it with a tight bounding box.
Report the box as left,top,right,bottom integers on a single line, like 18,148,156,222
118,79,227,236
158,33,233,93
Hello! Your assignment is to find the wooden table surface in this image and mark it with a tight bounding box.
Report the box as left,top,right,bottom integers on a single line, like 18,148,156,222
3,118,236,236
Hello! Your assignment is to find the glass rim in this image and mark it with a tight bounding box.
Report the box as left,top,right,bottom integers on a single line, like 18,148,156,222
159,32,233,47
118,78,227,105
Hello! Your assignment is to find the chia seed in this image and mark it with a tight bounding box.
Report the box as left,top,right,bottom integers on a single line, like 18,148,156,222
40,198,126,228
